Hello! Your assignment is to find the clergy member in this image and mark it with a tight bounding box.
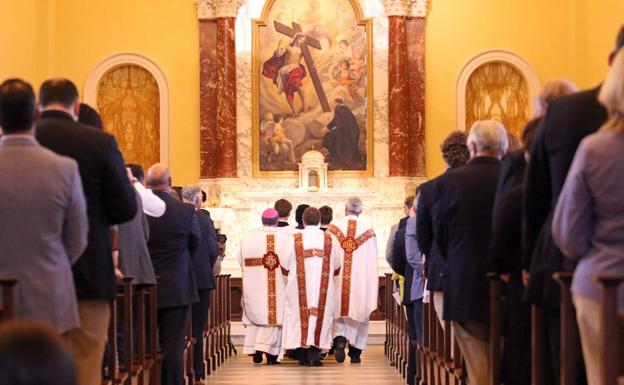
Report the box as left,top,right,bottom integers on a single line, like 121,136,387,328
327,197,378,363
239,208,293,364
280,207,341,366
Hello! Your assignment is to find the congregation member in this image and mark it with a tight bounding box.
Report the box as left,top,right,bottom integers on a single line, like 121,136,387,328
115,166,157,367
389,196,421,385
404,196,425,382
35,78,137,385
436,120,508,385
295,203,311,230
77,103,103,130
385,196,414,268
145,163,200,385
489,120,538,385
523,26,622,385
319,205,333,231
551,46,624,385
281,207,341,366
327,197,378,363
0,322,78,385
0,79,88,333
127,163,166,217
239,209,293,364
494,79,577,213
274,198,293,229
181,185,220,383
417,131,470,329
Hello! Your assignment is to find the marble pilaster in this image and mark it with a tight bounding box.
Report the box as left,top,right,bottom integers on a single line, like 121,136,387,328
198,0,240,178
385,0,427,177
387,15,409,176
406,16,426,176
199,19,218,178
215,17,238,177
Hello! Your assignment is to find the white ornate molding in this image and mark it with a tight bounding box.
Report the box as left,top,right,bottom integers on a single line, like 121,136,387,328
455,50,541,133
196,0,216,19
411,0,428,17
84,53,170,165
384,0,427,17
196,0,242,19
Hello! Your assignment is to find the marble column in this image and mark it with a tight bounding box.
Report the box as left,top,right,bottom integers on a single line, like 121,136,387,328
198,0,241,178
384,0,427,177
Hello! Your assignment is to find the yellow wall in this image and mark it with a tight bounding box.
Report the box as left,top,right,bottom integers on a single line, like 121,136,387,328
1,0,622,182
0,1,39,82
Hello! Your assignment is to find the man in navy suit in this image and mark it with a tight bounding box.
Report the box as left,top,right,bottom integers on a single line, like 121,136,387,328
145,164,200,385
436,120,508,385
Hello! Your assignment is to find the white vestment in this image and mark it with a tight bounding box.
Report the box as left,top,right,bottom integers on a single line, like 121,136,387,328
239,226,293,356
280,226,341,356
327,215,378,350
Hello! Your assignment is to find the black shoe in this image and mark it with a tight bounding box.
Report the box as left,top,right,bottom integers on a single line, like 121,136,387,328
333,336,347,363
348,346,361,363
308,360,324,367
266,354,280,365
252,351,263,364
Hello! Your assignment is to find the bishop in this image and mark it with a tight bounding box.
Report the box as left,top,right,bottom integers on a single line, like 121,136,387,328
238,208,294,364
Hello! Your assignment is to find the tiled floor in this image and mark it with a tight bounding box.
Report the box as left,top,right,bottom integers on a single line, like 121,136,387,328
205,345,406,385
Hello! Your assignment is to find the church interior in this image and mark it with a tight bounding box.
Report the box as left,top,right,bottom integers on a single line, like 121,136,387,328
0,0,623,385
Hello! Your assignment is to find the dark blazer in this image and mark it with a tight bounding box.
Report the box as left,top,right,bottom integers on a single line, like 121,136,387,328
494,150,526,214
390,227,413,306
195,210,220,290
36,110,137,300
523,87,607,306
436,157,501,323
417,176,445,292
147,190,200,308
490,185,524,275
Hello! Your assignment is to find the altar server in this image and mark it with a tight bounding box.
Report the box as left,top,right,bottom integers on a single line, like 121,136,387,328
239,208,293,364
327,197,378,363
281,207,341,366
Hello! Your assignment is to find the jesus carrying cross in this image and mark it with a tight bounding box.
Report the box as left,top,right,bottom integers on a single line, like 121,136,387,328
262,20,331,117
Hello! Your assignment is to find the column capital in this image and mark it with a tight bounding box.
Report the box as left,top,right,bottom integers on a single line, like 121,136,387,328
196,0,242,20
411,0,428,18
383,0,428,17
383,0,412,16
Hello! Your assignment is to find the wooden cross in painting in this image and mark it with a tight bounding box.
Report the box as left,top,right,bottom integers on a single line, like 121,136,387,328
273,20,332,113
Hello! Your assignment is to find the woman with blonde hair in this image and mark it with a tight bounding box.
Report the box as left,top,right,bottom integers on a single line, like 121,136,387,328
551,47,624,385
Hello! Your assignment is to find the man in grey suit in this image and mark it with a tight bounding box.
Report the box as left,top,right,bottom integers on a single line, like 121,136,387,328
0,78,88,333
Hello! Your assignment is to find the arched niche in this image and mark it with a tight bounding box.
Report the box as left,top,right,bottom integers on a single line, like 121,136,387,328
84,53,170,166
456,50,541,137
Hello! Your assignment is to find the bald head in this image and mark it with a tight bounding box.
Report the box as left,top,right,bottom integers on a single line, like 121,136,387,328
146,163,171,189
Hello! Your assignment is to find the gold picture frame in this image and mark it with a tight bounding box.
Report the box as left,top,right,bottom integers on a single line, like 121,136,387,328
252,0,374,178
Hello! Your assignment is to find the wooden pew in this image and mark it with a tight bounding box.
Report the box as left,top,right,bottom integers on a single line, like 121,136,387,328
554,272,582,385
596,274,624,385
184,306,195,385
147,285,162,385
488,273,503,385
0,277,17,321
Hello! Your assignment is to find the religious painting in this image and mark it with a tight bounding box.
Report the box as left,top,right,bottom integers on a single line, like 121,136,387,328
252,0,373,177
97,64,160,169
